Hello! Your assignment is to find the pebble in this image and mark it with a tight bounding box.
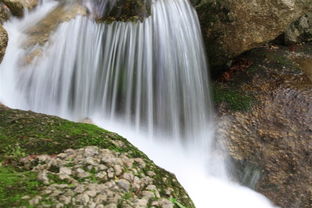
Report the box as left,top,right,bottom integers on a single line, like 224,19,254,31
19,146,181,208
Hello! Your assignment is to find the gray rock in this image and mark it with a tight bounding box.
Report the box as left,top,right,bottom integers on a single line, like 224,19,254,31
117,179,130,191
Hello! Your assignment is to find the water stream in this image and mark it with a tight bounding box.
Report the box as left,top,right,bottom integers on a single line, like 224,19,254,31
0,0,275,207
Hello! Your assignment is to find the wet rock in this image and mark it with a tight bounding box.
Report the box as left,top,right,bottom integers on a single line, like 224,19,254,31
216,44,312,208
0,0,38,17
0,3,10,23
20,2,88,65
90,0,151,23
0,24,8,62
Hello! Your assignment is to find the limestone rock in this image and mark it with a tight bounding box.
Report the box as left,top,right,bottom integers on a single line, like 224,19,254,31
285,11,312,44
215,44,312,208
0,24,7,62
0,3,10,23
20,3,88,65
192,0,312,69
0,0,38,17
17,145,195,208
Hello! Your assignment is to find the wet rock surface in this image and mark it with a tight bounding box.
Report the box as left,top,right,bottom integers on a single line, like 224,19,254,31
21,2,87,65
215,43,312,208
0,0,38,17
90,0,151,23
0,3,10,23
0,23,7,62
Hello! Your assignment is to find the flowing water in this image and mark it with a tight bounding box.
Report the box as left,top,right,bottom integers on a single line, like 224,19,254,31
0,0,276,207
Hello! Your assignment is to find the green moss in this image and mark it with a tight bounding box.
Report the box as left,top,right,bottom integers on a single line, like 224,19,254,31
170,198,188,208
0,106,147,163
265,53,294,67
0,165,41,207
0,106,195,208
212,84,254,111
122,191,134,200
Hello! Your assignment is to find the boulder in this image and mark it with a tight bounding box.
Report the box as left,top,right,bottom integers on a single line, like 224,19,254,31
0,0,38,17
90,0,151,23
215,44,312,208
21,3,87,65
0,3,10,23
192,0,312,70
284,11,312,44
0,105,195,208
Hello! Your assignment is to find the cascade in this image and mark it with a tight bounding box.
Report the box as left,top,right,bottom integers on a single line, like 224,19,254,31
0,0,276,207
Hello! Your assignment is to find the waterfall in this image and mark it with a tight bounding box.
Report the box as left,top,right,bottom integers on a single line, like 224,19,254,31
0,0,275,207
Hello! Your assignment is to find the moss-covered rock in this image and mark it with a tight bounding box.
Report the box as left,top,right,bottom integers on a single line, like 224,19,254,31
0,105,194,208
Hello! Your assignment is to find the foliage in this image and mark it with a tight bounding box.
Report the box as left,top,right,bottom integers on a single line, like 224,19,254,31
0,165,41,207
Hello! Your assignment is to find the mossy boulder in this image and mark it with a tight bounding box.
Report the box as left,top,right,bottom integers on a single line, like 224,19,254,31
215,43,312,208
0,105,194,208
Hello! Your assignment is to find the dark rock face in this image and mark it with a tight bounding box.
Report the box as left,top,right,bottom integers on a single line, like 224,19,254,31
191,0,312,71
215,44,312,208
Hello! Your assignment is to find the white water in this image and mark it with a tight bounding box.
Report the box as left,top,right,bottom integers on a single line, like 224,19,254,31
0,0,275,207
